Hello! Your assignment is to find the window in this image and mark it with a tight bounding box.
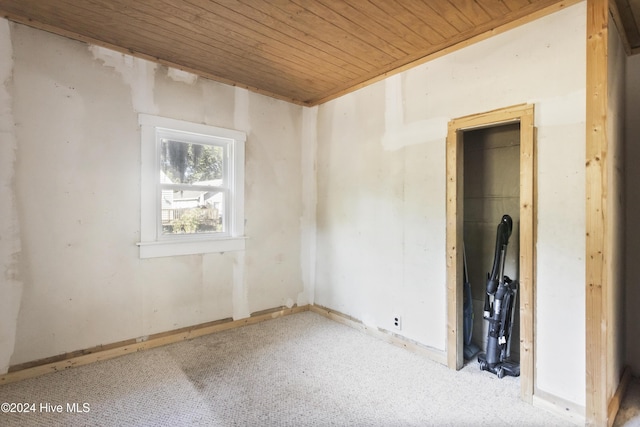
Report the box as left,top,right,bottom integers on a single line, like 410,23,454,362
137,114,245,258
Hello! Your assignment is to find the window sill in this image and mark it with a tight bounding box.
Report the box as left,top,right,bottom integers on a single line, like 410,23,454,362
137,236,246,259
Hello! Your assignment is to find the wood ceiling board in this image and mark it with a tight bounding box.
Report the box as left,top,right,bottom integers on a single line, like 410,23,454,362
504,0,535,12
314,0,436,52
60,0,328,99
288,0,410,58
452,0,494,25
8,8,320,104
233,0,381,72
257,0,398,68
347,0,445,46
97,0,356,86
201,2,364,85
387,0,464,39
474,0,513,19
188,0,371,79
111,1,343,90
43,0,350,101
364,0,449,44
422,0,477,32
228,0,382,75
2,0,637,105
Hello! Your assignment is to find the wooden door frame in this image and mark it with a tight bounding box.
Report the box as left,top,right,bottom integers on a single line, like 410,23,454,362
446,103,535,402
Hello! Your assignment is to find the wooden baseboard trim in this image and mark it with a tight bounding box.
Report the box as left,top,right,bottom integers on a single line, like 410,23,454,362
1,305,310,386
607,366,633,427
309,304,447,365
8,315,241,372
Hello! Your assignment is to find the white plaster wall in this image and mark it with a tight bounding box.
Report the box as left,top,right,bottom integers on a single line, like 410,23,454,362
625,51,640,376
315,3,586,406
0,19,23,374
1,20,305,367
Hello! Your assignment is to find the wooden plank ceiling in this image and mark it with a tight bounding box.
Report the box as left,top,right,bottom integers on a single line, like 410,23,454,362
0,0,637,106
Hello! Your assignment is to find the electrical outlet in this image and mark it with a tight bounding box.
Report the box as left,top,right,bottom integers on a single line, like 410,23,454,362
393,316,402,330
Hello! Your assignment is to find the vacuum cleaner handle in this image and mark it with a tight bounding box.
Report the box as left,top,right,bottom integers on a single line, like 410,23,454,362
487,215,512,294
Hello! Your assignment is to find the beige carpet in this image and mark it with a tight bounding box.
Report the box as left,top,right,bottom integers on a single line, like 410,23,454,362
0,311,608,426
615,377,640,427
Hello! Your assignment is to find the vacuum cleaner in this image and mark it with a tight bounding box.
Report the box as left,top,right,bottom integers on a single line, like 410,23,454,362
477,214,520,378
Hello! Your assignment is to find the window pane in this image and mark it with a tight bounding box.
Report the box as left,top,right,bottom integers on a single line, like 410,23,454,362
161,189,225,235
160,139,224,184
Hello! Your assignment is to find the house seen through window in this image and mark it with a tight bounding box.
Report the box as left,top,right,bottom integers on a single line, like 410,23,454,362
160,138,226,235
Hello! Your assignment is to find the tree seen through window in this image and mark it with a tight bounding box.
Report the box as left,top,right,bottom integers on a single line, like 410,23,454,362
160,139,225,234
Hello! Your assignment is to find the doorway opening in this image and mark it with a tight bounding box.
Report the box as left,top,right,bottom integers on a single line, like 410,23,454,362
463,123,521,369
446,104,535,402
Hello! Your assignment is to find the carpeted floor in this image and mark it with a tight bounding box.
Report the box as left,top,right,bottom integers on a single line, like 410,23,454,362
0,311,631,426
614,377,640,427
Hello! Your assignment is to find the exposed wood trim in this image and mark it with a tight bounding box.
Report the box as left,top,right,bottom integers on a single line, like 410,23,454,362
309,305,447,366
446,104,536,403
532,125,539,402
0,305,310,386
607,367,633,426
310,0,583,106
446,103,529,131
445,120,464,371
519,106,536,404
586,0,610,425
8,315,230,372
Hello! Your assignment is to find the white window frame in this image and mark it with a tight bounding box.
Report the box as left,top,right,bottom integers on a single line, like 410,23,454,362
137,114,245,258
